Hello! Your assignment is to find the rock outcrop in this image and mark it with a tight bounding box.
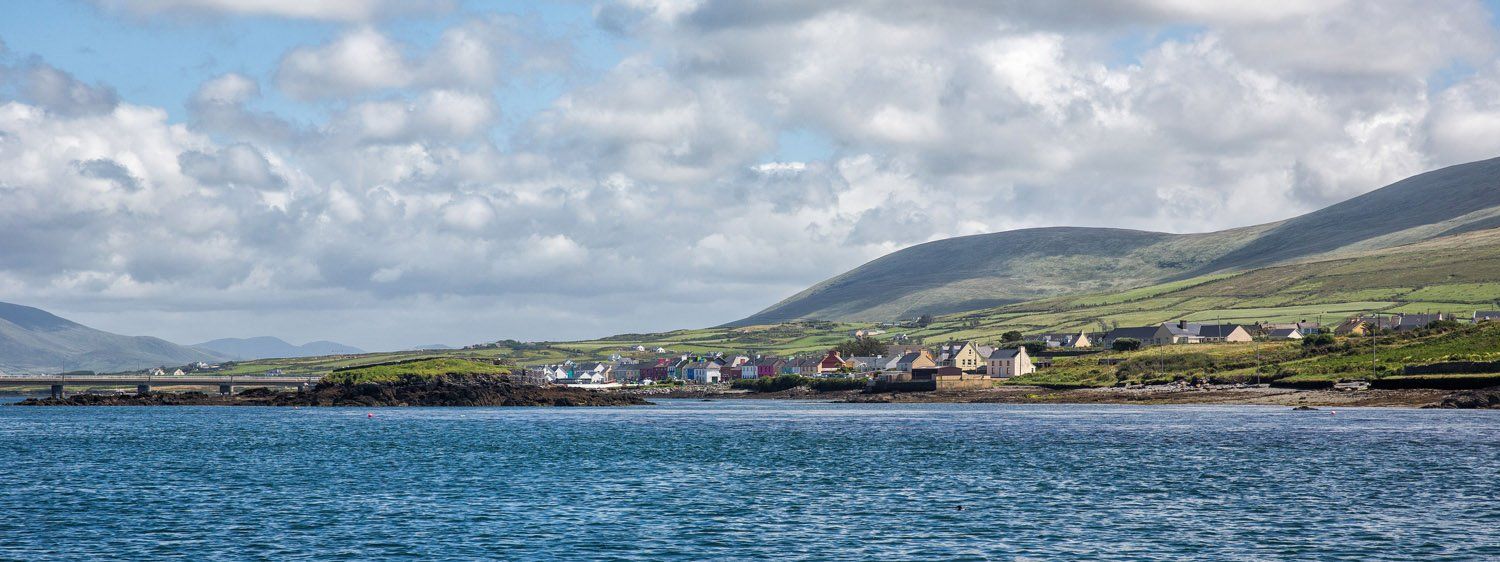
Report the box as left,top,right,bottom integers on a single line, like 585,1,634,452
1429,387,1500,409
16,374,649,407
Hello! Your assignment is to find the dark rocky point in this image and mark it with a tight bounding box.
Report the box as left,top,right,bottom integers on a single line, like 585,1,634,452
15,374,649,408
1428,387,1500,409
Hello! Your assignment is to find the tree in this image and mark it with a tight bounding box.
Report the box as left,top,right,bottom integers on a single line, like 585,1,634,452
1000,340,1048,355
1111,338,1142,352
834,336,886,357
916,314,934,327
1301,333,1336,348
1001,331,1023,342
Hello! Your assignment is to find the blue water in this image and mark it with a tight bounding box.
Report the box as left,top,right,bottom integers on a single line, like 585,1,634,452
1,400,1497,561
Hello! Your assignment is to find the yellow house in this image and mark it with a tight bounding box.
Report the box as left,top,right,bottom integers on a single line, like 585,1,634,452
936,341,987,371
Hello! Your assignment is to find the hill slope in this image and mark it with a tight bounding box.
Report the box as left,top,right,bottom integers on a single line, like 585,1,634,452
735,156,1500,325
0,302,223,374
193,337,364,360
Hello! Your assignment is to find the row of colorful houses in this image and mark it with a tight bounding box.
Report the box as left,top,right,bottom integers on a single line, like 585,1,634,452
532,310,1490,386
533,340,1044,385
534,350,851,385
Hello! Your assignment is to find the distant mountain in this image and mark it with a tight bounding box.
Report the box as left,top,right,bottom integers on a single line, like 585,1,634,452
734,156,1500,325
192,337,365,360
0,301,222,374
410,344,455,350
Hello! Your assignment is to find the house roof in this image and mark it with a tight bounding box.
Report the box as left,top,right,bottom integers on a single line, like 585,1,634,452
1267,328,1301,338
988,348,1022,359
1035,333,1078,342
896,352,926,364
1162,323,1245,338
1104,326,1159,340
1196,324,1245,338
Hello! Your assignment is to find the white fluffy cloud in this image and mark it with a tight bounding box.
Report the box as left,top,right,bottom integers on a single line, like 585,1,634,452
330,90,497,143
4,2,1500,348
274,18,532,100
91,0,454,21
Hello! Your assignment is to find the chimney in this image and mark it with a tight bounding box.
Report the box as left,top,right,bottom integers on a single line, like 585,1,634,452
1178,319,1187,329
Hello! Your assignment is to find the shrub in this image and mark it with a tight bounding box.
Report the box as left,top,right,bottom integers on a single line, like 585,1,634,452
1425,319,1462,332
1111,338,1142,352
1301,333,1337,348
322,358,508,385
730,375,809,392
834,336,886,357
1000,340,1048,355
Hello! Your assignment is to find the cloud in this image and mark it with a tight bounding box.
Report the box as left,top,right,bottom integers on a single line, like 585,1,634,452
6,2,1500,349
178,144,286,189
14,61,119,116
329,90,497,143
522,58,772,184
274,18,532,100
187,73,299,143
275,27,410,99
74,158,142,191
91,0,454,22
1427,64,1500,166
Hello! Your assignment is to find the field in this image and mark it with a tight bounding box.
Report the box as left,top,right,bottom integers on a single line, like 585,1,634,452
1006,321,1500,387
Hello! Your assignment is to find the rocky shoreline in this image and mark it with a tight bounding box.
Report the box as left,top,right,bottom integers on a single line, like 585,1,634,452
627,384,1500,408
14,374,649,407
15,379,1498,409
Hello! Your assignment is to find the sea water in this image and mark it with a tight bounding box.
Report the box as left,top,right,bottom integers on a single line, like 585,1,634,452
1,400,1496,560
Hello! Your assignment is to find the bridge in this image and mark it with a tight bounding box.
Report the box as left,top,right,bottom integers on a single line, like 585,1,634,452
0,375,323,398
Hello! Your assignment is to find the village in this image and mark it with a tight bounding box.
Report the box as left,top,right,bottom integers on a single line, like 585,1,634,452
527,311,1489,390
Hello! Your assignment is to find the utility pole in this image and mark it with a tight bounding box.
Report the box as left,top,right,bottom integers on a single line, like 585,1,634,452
1371,312,1378,376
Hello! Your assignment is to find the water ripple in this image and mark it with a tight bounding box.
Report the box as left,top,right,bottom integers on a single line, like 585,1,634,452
1,401,1496,560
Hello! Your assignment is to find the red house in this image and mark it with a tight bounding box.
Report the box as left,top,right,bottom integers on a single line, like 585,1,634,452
757,358,785,378
817,350,844,374
640,358,673,381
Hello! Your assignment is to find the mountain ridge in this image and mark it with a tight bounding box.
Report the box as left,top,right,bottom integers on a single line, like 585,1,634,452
733,156,1500,326
0,302,223,374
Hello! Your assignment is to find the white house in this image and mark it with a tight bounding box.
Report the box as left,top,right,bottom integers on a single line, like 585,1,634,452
986,347,1035,378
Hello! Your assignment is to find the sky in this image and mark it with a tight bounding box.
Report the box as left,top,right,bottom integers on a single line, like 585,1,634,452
4,0,1500,350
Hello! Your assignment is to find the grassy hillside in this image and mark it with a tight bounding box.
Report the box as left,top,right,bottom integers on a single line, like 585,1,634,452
899,227,1500,345
735,226,1267,325
736,156,1500,325
1010,321,1500,388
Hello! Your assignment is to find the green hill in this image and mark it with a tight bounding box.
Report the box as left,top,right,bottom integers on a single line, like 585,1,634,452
197,226,1500,379
735,156,1500,325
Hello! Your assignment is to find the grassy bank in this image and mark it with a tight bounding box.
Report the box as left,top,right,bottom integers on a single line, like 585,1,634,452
321,358,510,385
